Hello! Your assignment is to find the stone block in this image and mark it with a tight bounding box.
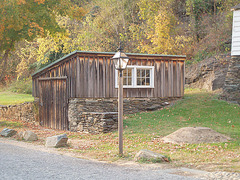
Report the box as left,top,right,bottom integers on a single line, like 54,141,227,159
162,102,170,106
0,128,17,137
45,134,68,148
103,99,113,103
78,124,84,131
71,122,77,126
86,100,98,104
23,131,38,141
17,131,24,140
134,149,169,162
146,105,162,111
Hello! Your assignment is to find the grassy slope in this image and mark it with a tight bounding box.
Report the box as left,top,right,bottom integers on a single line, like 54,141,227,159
0,91,34,105
124,88,240,140
65,89,240,171
74,89,240,171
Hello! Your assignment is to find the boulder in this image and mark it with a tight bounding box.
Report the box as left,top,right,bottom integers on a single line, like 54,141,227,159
0,128,17,137
23,131,38,141
134,149,169,162
162,127,231,144
16,131,24,140
45,134,68,148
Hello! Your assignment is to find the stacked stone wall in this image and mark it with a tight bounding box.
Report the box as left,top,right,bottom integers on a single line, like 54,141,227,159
0,102,38,123
68,97,178,133
71,112,118,133
221,56,240,104
1,97,179,134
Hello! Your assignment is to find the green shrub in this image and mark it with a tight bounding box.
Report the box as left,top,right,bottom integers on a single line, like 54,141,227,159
0,120,23,128
9,78,32,94
193,50,209,62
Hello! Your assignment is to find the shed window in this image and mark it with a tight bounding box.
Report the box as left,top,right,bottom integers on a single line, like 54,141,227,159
123,68,133,86
115,65,154,88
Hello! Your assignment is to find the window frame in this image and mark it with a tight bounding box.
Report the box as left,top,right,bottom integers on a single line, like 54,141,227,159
115,65,154,88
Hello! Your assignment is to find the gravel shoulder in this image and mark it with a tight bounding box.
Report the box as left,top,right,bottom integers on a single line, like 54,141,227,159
1,137,240,180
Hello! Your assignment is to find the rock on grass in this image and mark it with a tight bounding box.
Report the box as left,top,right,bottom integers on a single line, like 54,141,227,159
134,149,169,163
0,128,17,137
45,134,68,148
162,127,231,144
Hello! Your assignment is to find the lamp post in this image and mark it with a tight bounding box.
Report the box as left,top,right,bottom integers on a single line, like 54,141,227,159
112,44,129,156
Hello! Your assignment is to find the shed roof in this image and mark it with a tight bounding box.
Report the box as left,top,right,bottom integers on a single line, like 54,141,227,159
231,4,240,11
32,50,186,77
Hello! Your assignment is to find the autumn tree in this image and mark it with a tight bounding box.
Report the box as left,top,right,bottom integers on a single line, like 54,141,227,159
0,0,85,83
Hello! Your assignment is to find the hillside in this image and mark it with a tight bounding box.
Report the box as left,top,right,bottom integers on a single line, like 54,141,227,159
185,53,231,91
185,53,240,104
1,0,239,87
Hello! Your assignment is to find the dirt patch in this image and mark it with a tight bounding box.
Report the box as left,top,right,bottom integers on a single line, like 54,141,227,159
162,127,231,144
68,139,98,149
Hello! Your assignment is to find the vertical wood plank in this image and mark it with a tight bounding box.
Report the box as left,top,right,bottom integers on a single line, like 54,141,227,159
79,56,84,97
154,60,158,97
160,60,163,97
52,80,55,129
176,61,179,97
76,56,80,97
87,56,91,97
173,61,177,97
103,57,106,97
83,56,88,97
93,57,97,98
106,58,110,97
97,57,100,97
182,61,185,97
170,61,173,97
88,57,93,97
165,61,169,97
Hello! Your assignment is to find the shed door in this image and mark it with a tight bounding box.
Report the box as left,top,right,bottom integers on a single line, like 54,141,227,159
39,77,68,130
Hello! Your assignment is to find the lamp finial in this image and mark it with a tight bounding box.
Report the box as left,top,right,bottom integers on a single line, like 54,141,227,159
117,42,123,52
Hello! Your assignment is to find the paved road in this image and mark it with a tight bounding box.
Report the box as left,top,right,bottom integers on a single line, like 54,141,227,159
0,142,200,180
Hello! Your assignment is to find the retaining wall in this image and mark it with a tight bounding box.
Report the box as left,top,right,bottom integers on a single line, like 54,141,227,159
221,56,240,104
0,102,38,123
68,97,178,133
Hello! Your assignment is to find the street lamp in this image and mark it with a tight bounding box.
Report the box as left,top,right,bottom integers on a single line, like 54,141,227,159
112,44,129,156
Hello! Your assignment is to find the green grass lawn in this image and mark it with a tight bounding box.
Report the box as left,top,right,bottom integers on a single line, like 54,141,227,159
0,91,34,105
66,88,240,172
1,88,239,172
124,88,240,140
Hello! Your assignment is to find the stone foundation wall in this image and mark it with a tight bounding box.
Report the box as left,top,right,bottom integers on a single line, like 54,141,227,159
68,97,178,133
70,112,118,133
0,102,38,123
221,56,240,104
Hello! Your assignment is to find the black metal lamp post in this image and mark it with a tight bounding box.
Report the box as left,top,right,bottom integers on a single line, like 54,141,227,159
112,44,129,156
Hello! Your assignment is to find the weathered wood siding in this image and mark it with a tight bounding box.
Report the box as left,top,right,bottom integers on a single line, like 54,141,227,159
232,9,240,56
32,52,185,98
39,77,68,130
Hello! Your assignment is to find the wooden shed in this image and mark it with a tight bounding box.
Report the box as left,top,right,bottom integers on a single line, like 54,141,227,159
32,51,185,130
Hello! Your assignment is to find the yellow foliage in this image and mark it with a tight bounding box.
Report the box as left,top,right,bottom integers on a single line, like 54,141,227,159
34,0,45,5
151,9,176,54
17,0,26,5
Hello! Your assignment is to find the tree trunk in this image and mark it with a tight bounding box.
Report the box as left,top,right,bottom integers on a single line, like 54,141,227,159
0,48,10,84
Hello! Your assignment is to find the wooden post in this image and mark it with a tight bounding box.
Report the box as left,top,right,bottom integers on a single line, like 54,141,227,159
118,70,123,156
